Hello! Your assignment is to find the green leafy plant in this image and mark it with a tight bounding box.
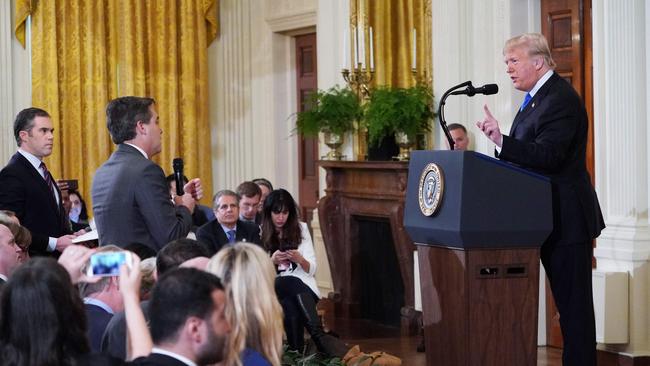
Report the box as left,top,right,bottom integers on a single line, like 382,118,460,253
295,86,363,137
364,85,433,146
282,346,344,366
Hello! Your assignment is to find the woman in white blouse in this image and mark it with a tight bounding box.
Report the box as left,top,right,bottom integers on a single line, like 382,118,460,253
260,189,348,358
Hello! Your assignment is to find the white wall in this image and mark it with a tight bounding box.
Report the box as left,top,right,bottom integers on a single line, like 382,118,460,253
1,0,31,164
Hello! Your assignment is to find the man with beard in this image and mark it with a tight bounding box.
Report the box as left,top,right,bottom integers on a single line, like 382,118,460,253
131,268,231,366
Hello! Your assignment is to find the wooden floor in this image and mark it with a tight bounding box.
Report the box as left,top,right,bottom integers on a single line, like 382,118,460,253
330,317,562,365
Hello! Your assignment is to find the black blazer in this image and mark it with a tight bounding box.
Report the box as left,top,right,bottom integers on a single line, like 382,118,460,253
498,72,605,245
0,153,70,255
85,303,114,353
196,219,261,256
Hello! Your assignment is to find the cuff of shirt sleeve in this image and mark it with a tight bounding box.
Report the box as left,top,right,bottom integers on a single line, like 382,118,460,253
48,237,57,252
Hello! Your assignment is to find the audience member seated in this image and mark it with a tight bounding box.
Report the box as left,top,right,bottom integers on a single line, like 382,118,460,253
130,268,231,366
252,178,273,213
139,257,157,300
0,257,123,365
0,223,19,284
166,173,214,227
260,189,349,358
208,242,283,366
67,189,90,232
124,242,158,261
448,123,470,151
80,245,128,352
236,181,262,224
101,238,210,360
196,190,261,256
0,211,30,264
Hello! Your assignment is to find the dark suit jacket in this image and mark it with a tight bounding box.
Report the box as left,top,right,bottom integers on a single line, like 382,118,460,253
92,144,193,251
0,152,70,255
130,353,190,366
196,219,261,256
85,303,114,353
498,72,605,245
101,300,151,360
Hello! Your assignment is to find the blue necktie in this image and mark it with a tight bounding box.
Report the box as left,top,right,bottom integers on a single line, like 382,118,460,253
226,230,236,243
520,93,532,111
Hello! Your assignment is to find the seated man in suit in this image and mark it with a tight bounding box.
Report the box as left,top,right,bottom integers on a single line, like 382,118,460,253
0,223,20,284
447,123,470,151
131,268,231,366
80,245,125,353
196,190,261,256
101,238,209,360
0,108,78,256
235,181,262,224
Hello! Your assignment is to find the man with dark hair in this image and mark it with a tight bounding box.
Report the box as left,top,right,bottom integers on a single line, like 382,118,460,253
447,123,470,150
131,268,231,366
252,178,273,213
196,190,261,256
101,238,209,360
236,181,262,223
0,107,77,256
92,96,203,252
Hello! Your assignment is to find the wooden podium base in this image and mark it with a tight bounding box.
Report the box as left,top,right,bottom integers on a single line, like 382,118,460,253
417,245,540,366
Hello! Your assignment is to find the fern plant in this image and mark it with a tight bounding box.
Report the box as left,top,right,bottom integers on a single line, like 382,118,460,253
295,86,363,137
364,85,433,146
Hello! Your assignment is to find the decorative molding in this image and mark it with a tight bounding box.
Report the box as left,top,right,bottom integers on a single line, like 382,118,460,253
266,10,317,33
0,0,15,163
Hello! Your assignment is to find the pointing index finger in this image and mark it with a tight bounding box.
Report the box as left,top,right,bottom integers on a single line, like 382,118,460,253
483,104,495,120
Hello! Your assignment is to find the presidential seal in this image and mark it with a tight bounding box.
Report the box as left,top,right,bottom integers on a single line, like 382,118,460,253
418,163,444,216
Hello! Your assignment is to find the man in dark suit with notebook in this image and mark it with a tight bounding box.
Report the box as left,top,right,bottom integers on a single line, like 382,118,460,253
477,33,605,366
0,108,77,256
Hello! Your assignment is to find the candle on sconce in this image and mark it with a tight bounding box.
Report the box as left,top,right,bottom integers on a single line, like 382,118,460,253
359,26,365,69
369,27,374,70
342,27,349,69
354,26,359,66
412,28,417,70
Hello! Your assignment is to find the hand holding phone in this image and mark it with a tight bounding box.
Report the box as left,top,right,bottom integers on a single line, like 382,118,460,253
87,251,133,277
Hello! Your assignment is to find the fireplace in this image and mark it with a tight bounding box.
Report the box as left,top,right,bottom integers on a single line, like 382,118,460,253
317,160,416,330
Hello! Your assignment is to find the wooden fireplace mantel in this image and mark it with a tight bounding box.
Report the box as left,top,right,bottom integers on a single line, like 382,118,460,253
317,160,416,321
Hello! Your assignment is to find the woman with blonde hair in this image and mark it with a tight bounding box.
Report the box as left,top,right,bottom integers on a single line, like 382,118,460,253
207,242,284,366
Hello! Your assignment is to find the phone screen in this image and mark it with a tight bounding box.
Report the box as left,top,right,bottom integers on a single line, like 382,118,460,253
88,252,130,277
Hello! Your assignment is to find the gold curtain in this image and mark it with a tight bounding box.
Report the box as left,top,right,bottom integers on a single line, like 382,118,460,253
14,0,218,208
352,0,432,88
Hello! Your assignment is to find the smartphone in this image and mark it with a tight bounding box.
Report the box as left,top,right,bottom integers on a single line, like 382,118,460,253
86,251,132,277
59,179,78,191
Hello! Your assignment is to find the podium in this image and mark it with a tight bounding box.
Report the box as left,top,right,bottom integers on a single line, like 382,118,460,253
403,151,552,366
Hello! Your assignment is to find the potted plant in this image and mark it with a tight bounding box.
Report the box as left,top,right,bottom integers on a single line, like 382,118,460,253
295,86,363,160
364,85,433,160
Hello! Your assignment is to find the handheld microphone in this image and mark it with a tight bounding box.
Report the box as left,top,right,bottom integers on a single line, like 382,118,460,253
172,158,184,197
451,83,499,96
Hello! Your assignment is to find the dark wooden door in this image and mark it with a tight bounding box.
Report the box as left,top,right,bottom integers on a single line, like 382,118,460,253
296,33,319,230
540,0,593,349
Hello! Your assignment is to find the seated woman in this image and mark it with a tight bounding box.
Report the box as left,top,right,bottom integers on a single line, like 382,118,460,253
68,189,90,232
260,189,348,358
207,242,283,366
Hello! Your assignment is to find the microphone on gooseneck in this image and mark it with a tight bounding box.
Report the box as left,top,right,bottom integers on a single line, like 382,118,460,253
172,158,184,197
450,83,499,97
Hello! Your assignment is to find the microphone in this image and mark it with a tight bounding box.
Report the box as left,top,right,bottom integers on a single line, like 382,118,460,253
172,158,184,197
451,83,499,97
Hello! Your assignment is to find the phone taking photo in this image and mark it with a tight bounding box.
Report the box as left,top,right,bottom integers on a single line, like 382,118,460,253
86,251,132,277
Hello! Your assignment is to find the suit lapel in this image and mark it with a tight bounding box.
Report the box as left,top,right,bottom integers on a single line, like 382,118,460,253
509,72,560,137
13,153,62,217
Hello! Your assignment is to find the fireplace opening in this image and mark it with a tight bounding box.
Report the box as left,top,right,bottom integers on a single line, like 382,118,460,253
357,217,405,327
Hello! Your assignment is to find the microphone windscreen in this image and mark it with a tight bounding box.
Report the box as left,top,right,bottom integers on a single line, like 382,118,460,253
483,84,499,95
173,158,184,171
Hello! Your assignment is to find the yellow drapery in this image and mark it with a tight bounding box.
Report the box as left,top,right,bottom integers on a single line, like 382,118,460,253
352,0,432,89
14,0,218,208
